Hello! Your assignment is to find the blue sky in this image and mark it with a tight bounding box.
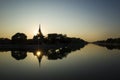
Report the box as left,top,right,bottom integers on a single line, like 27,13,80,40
0,0,120,41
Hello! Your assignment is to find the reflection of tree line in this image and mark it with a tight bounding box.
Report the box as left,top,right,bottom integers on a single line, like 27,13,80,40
11,44,85,60
93,38,120,50
11,51,27,60
93,43,120,50
10,44,86,66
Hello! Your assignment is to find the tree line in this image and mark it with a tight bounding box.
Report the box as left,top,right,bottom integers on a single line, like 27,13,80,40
0,32,87,45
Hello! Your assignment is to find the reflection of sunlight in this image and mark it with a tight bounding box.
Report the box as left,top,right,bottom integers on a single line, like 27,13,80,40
36,51,41,57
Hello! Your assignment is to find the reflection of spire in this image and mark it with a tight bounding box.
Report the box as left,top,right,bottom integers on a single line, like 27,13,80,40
37,54,43,67
35,50,43,67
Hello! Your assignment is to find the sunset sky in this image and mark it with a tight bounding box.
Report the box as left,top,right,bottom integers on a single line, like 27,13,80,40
0,0,120,41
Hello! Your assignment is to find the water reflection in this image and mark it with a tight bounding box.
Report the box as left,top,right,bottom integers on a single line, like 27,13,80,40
0,44,120,80
94,43,120,50
33,50,43,67
0,44,86,66
11,50,27,60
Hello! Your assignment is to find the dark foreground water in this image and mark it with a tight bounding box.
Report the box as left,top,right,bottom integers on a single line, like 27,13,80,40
0,44,120,80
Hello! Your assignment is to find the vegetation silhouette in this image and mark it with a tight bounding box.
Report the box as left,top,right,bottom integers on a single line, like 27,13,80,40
93,38,120,50
12,33,27,44
0,38,11,44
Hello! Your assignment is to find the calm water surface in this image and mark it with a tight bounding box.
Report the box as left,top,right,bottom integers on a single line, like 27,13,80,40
0,44,120,80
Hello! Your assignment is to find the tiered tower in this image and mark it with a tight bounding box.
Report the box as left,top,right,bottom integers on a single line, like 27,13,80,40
33,24,44,40
38,24,44,38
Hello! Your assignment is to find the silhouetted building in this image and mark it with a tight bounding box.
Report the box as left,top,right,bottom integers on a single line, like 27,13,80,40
47,33,67,43
48,33,66,40
33,24,44,40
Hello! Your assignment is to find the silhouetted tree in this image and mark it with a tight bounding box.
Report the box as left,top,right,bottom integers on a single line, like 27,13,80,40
0,38,11,44
12,33,27,44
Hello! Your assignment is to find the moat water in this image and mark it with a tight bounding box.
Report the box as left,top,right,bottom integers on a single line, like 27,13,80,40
0,44,120,80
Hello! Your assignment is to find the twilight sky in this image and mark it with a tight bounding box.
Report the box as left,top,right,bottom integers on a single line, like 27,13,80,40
0,0,120,41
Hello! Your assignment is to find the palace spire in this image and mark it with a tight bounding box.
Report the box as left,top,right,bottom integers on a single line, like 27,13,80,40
33,24,44,40
38,24,44,38
38,24,43,37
